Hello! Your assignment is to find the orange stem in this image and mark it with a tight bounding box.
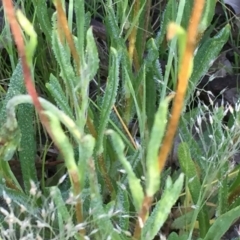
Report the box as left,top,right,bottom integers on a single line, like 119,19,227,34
133,1,206,238
55,0,80,75
158,0,205,173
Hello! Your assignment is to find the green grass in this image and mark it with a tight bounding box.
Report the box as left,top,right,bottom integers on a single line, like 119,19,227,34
0,0,240,239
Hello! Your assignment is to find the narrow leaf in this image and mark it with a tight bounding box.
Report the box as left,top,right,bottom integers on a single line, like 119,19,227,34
199,1,216,33
84,27,99,81
46,74,73,119
155,0,174,48
108,130,144,212
43,111,77,172
115,185,130,231
90,196,123,240
18,103,37,191
204,205,240,240
78,134,95,188
51,186,78,239
95,48,120,154
146,96,172,197
33,0,51,40
178,142,210,237
186,25,230,102
51,14,77,87
218,162,229,215
0,61,25,125
142,174,184,239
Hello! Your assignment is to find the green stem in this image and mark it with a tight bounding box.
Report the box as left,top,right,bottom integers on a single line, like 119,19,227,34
6,95,82,143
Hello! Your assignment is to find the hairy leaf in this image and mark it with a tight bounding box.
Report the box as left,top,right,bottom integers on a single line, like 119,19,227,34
142,174,184,239
46,74,73,119
95,48,120,154
108,130,144,212
146,96,172,197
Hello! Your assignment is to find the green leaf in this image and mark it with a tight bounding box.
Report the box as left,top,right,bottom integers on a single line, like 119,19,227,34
134,0,153,61
172,211,194,230
146,96,172,197
153,59,164,82
229,167,240,193
6,95,82,147
0,62,26,191
32,0,51,40
218,162,229,215
51,186,79,239
0,148,22,191
181,1,193,29
229,194,240,210
168,232,179,240
124,66,145,139
145,39,159,68
115,185,130,231
124,0,145,41
0,180,37,211
186,25,230,102
16,11,37,65
199,1,216,33
121,149,142,184
46,74,74,119
155,0,174,48
78,134,95,188
204,205,240,240
18,103,37,191
75,0,85,58
90,195,123,240
105,5,122,48
43,111,77,172
142,174,184,240
160,0,186,100
84,27,99,81
87,160,123,240
178,142,210,237
51,14,76,88
144,40,158,131
77,27,99,131
120,49,136,124
168,232,189,240
0,125,21,162
108,130,144,212
0,61,25,125
95,48,120,154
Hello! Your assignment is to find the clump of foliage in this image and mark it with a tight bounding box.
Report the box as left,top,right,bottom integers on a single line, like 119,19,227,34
0,0,240,239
